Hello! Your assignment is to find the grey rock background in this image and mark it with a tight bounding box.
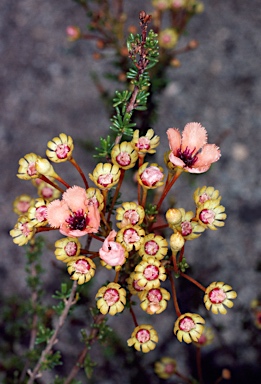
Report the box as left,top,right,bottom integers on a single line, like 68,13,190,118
1,0,261,383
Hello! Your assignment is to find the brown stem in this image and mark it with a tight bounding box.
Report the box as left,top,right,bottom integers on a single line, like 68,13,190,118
179,272,206,292
107,169,125,223
196,346,203,384
156,168,183,211
69,157,89,189
175,370,195,384
39,175,65,193
168,270,181,317
129,305,139,327
27,281,78,384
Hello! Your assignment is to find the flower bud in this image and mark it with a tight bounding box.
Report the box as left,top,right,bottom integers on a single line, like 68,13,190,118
166,208,182,225
35,158,57,177
169,232,185,252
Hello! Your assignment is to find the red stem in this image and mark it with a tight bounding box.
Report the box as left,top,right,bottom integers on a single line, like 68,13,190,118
179,272,206,292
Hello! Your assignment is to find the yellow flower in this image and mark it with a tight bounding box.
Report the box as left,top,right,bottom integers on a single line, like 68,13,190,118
204,281,237,315
27,198,48,227
134,256,167,290
96,282,126,315
196,198,226,230
174,313,205,343
159,28,178,49
131,129,160,155
86,187,104,212
35,158,58,178
127,324,158,353
193,186,221,207
111,141,138,170
67,256,96,285
115,202,145,229
116,225,145,252
46,133,74,162
89,163,121,190
193,327,214,347
37,180,61,202
137,162,164,190
139,287,170,314
10,215,35,246
126,272,146,295
154,357,177,379
54,237,81,263
13,194,35,215
138,234,168,260
169,232,185,252
170,208,205,240
17,153,42,180
166,208,182,226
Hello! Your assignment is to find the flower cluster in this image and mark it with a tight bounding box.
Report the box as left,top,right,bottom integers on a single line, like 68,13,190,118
11,121,237,354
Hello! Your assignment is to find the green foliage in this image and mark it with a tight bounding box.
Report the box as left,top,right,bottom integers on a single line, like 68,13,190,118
35,324,54,344
178,257,190,272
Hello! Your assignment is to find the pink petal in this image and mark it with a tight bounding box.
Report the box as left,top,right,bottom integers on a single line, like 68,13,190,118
169,152,186,168
47,200,70,227
195,144,221,168
63,186,88,212
86,205,100,232
60,225,90,237
181,122,208,152
167,128,181,155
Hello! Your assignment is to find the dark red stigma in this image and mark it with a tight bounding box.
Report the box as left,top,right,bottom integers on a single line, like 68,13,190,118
177,146,198,167
66,210,87,231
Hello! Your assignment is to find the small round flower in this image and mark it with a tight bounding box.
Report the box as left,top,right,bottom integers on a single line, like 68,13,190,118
27,198,48,227
152,0,170,11
116,225,145,252
126,272,146,295
116,202,145,229
127,324,158,353
174,313,205,343
170,208,205,240
134,257,167,290
46,133,74,162
111,141,138,170
13,194,35,215
96,282,126,315
86,187,104,212
99,230,128,268
193,327,215,347
154,357,177,379
37,180,61,202
166,208,182,226
139,234,168,260
137,163,164,190
17,153,42,180
10,215,35,246
89,163,121,190
193,186,221,207
169,232,185,252
54,237,81,263
159,28,178,49
131,129,160,155
139,287,170,314
204,281,237,315
67,256,96,285
66,26,81,41
47,185,100,237
196,199,226,230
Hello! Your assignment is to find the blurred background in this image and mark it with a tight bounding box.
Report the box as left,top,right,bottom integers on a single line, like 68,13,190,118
1,0,261,383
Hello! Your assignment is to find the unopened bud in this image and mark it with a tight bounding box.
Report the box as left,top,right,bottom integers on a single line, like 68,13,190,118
222,369,231,380
35,158,57,177
166,208,182,225
169,232,185,252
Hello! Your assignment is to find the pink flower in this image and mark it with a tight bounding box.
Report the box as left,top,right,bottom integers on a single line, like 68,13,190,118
47,186,100,237
167,122,221,173
99,230,126,267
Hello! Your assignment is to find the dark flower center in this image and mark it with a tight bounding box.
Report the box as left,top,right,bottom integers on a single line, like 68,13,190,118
66,209,87,230
177,146,198,167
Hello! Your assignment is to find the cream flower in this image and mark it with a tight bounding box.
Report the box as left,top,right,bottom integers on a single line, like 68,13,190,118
193,186,221,207
86,187,104,212
154,357,177,379
167,122,221,173
13,194,35,215
111,141,138,170
116,225,145,252
89,163,121,190
27,198,48,227
116,202,145,229
127,324,158,353
204,281,237,315
54,237,81,263
159,28,178,49
37,180,61,202
131,129,160,154
196,198,226,230
10,215,35,246
193,327,214,347
99,230,128,267
137,163,164,190
17,153,42,180
134,256,167,290
126,272,146,295
67,256,96,285
170,208,205,240
46,133,74,162
96,282,126,315
174,313,205,343
139,287,170,314
47,185,100,237
138,234,168,260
